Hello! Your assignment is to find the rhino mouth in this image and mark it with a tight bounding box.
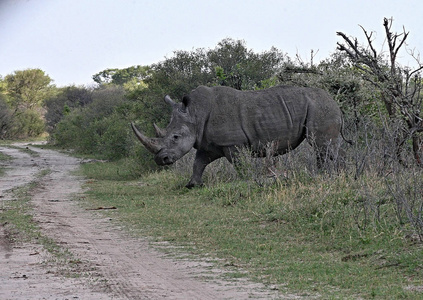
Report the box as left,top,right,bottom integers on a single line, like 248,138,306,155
154,151,175,166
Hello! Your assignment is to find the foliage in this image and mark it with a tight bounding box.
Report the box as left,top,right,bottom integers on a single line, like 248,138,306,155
125,48,214,130
208,38,285,90
44,85,93,133
4,69,53,110
92,65,152,86
0,75,6,92
11,110,45,138
0,94,14,139
1,69,54,139
337,18,423,165
278,52,381,127
51,85,151,162
48,39,288,172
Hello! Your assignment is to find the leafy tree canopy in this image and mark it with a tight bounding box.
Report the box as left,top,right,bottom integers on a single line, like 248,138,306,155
208,38,285,90
5,68,53,111
92,65,152,86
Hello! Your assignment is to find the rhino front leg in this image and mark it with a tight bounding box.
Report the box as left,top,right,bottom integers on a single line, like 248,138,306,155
186,150,221,188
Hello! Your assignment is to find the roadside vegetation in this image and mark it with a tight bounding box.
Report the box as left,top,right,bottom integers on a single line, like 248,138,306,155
1,18,422,298
0,151,11,176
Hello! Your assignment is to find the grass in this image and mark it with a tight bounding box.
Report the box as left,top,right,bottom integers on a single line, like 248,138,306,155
0,151,11,176
79,160,423,299
0,151,11,160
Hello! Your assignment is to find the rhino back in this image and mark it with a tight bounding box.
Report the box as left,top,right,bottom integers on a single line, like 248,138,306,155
197,86,321,151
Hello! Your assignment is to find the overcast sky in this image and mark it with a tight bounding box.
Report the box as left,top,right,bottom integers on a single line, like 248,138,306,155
1,0,422,87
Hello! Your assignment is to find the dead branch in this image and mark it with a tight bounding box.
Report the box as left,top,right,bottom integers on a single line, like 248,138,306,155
359,25,378,59
337,18,423,166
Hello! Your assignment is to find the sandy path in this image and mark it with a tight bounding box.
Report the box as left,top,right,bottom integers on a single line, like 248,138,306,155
0,143,281,299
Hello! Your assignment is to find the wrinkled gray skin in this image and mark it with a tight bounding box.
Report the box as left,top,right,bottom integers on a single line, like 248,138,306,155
132,85,346,188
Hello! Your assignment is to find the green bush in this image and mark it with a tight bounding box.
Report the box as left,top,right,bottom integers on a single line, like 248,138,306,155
44,85,93,133
12,110,45,138
0,95,13,139
50,85,158,175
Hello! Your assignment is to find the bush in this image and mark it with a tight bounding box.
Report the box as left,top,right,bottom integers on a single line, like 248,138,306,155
44,85,93,133
12,110,45,138
1,93,45,139
51,85,155,168
0,95,13,139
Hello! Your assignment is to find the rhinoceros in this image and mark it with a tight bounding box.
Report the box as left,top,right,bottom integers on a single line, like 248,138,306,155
132,85,349,188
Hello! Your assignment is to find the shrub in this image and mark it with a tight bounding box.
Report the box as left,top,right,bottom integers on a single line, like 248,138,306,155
12,110,45,138
44,85,93,133
0,95,13,139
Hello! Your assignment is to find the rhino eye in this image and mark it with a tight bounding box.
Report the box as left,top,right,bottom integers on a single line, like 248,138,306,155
173,134,180,140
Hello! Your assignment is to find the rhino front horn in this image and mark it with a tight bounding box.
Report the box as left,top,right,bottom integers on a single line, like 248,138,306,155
131,122,162,154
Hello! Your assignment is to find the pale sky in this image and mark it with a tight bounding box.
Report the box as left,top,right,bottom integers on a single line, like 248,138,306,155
1,0,422,87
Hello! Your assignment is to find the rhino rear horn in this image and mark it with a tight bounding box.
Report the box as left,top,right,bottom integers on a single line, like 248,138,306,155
164,95,176,107
164,95,188,113
153,123,166,138
131,122,162,154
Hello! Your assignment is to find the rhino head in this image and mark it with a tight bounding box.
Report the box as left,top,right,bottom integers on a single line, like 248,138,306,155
131,95,196,166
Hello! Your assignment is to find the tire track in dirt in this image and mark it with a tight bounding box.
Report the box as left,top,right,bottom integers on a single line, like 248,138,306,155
0,143,283,299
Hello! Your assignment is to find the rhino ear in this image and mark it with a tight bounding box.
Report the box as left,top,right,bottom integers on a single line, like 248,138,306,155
180,96,191,113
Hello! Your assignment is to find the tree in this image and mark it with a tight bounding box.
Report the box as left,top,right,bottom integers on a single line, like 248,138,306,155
0,94,13,139
51,85,130,159
208,38,285,90
44,85,93,133
5,69,53,111
0,75,7,93
337,18,423,165
92,65,151,86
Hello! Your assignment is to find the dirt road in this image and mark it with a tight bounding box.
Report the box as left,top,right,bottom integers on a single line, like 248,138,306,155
0,143,282,299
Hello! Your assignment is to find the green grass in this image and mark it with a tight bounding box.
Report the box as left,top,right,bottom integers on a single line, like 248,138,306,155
0,151,11,176
79,161,423,299
0,151,11,160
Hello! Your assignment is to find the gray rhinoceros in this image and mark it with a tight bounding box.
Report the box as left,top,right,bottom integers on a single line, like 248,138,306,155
132,85,349,188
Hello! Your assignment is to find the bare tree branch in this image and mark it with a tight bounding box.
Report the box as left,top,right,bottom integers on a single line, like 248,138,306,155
338,18,423,166
359,25,378,59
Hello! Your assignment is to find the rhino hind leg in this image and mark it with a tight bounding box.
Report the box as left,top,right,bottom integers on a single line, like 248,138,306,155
313,132,345,169
307,122,344,169
186,150,222,188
